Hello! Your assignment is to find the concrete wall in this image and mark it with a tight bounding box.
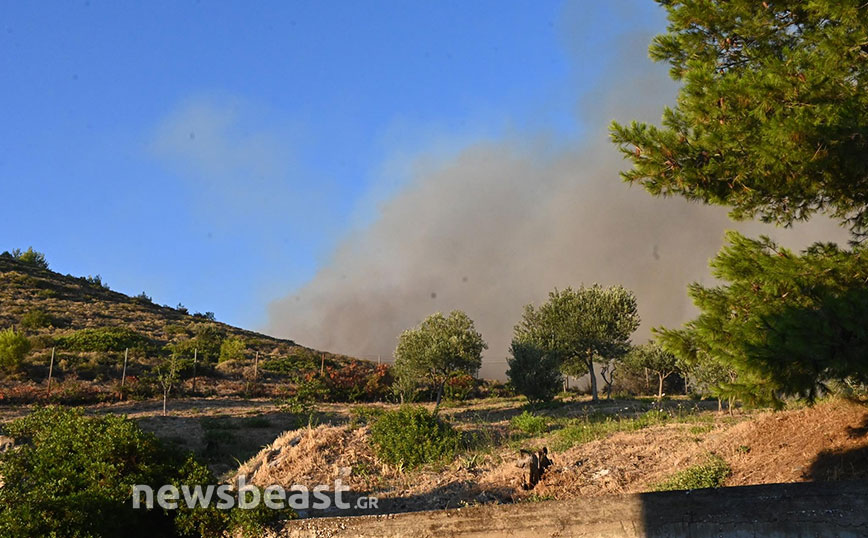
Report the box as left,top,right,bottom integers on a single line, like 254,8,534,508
285,482,868,538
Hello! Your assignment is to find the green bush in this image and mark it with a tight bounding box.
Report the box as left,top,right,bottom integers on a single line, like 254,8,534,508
0,407,289,537
0,328,30,372
20,309,53,330
56,327,153,352
370,406,460,468
280,375,328,417
218,336,246,363
7,247,48,269
170,324,226,364
506,341,562,403
510,410,549,436
654,454,731,491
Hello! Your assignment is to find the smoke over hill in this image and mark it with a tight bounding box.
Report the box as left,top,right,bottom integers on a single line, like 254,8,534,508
266,26,847,379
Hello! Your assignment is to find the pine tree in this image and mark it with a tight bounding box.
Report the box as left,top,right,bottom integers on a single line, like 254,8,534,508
611,1,868,238
656,232,868,406
612,1,868,404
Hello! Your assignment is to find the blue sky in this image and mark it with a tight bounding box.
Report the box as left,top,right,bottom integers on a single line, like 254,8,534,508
0,1,668,332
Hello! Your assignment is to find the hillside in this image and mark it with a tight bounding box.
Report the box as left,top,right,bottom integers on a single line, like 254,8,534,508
0,254,371,402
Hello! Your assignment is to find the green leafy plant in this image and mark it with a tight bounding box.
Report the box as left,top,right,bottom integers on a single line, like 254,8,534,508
654,454,731,491
56,327,153,353
0,407,243,537
6,247,48,269
506,340,562,404
370,405,461,468
0,328,30,373
510,410,549,437
218,335,246,363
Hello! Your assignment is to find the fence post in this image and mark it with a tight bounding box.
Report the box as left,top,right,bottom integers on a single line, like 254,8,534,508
47,346,55,397
253,351,259,381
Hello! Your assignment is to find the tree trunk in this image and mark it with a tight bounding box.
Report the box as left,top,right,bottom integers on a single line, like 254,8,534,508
658,374,665,400
434,381,445,412
587,357,598,402
162,390,168,416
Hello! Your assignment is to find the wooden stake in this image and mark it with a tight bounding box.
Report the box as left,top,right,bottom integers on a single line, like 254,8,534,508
47,347,55,397
121,348,129,388
253,351,259,381
320,353,325,377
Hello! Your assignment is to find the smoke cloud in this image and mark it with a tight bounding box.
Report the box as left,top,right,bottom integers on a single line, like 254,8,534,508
266,20,848,379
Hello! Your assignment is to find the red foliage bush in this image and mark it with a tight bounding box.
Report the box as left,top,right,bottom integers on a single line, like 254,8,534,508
323,361,392,402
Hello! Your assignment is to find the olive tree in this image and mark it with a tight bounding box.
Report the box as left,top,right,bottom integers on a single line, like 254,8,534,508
515,285,639,402
393,310,486,410
625,342,679,400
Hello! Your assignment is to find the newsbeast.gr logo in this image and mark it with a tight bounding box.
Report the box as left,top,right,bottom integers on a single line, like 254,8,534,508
132,476,378,511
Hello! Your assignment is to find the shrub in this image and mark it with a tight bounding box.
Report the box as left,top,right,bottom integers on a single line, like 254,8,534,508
132,291,153,304
168,323,225,364
510,410,549,436
56,327,153,353
85,274,108,288
444,373,477,401
324,361,393,402
0,407,289,537
261,349,320,374
0,328,30,372
506,341,562,403
218,336,246,363
0,407,208,536
8,247,48,269
19,309,53,330
370,406,460,468
654,454,731,491
280,374,328,417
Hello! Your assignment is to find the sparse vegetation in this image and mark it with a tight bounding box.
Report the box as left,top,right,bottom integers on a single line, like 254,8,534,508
553,409,669,451
19,309,53,330
654,454,731,491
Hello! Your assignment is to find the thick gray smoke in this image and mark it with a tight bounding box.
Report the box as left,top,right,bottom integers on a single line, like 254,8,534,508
266,24,847,379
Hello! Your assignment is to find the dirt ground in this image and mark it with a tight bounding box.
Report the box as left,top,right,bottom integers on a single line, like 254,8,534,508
2,395,865,521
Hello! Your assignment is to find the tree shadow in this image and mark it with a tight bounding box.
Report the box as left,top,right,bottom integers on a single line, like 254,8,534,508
804,412,868,482
640,482,868,536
